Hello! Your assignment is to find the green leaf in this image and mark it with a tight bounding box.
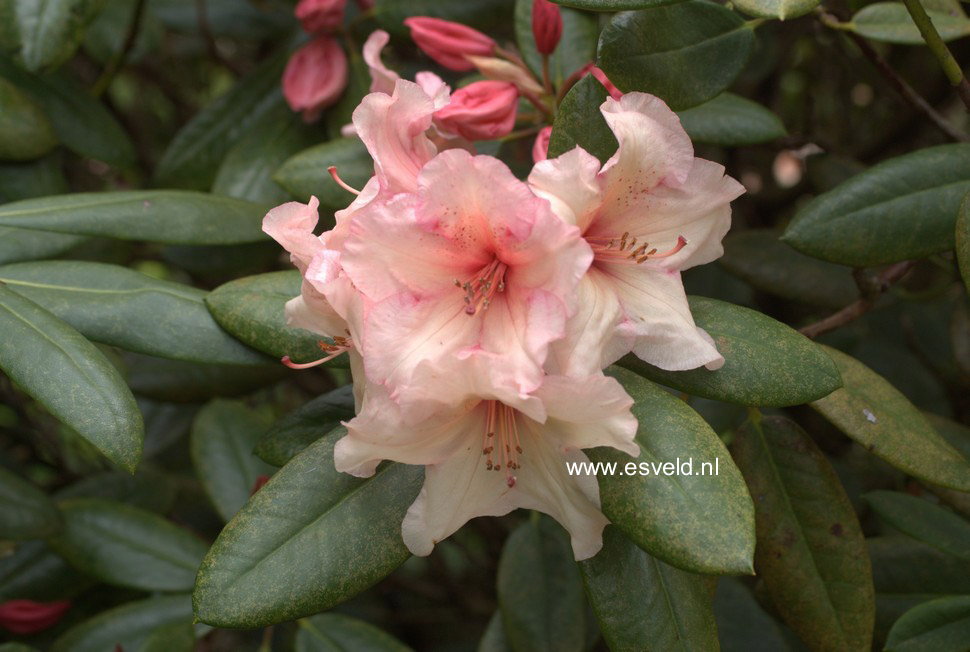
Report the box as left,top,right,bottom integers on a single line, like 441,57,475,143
811,346,970,492
676,93,787,146
122,352,287,403
55,468,179,514
865,491,970,560
205,271,347,367
139,621,195,652
254,385,356,466
83,0,164,64
553,0,687,8
592,367,754,574
0,644,41,652
154,52,287,190
6,0,101,72
719,229,857,308
193,428,423,627
849,2,970,44
191,400,275,521
885,596,970,652
0,261,270,364
0,540,91,601
0,467,61,539
733,0,818,19
958,192,970,294
50,595,193,652
296,614,414,652
618,296,842,407
0,76,57,160
479,612,513,652
714,578,798,651
580,526,718,651
0,152,67,203
783,144,970,266
374,0,515,37
547,75,617,163
497,515,586,652
515,0,599,88
0,56,135,167
0,286,142,470
0,191,269,244
732,414,875,652
274,137,374,213
597,2,756,110
47,499,207,592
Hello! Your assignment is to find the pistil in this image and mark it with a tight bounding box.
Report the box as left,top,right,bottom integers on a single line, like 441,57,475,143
587,233,688,264
455,258,508,315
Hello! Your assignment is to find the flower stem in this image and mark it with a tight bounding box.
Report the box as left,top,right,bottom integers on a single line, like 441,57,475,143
541,54,553,95
900,0,970,111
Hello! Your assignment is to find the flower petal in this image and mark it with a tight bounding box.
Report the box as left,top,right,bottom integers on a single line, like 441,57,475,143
534,374,639,456
528,146,603,232
362,30,399,95
262,196,321,271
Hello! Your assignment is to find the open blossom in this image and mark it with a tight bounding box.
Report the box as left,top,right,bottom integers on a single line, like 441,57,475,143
404,17,496,71
433,80,519,141
335,373,638,560
529,92,745,376
294,0,346,33
283,37,348,122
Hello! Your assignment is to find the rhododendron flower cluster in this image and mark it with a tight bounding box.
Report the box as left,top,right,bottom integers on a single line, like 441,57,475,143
264,25,743,561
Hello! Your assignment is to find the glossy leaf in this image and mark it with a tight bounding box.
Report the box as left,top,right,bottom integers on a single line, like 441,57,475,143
0,467,61,539
139,621,195,652
553,0,687,8
0,540,91,601
50,595,193,652
0,191,268,244
618,296,843,407
55,469,178,514
0,261,270,364
295,614,413,652
48,499,207,591
0,153,67,203
515,0,598,88
0,77,57,161
547,75,617,163
597,2,756,110
958,192,969,294
865,491,970,560
6,0,99,71
592,367,754,574
0,286,142,470
479,612,513,652
783,144,970,266
732,414,875,652
123,352,287,403
714,578,798,651
254,384,356,466
885,596,970,652
811,346,970,491
191,400,275,521
850,2,970,44
677,93,787,146
497,516,586,652
579,526,718,651
273,137,374,213
193,428,423,627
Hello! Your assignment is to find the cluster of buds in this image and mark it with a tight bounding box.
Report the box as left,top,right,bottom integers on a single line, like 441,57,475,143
0,599,71,635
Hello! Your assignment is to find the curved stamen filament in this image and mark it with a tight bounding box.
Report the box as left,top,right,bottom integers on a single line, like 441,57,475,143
456,259,508,316
281,334,353,369
482,400,523,488
587,233,688,264
328,166,361,195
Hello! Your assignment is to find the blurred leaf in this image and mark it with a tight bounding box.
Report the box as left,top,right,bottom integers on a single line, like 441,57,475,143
295,613,413,652
374,0,515,37
618,296,843,407
6,0,102,71
553,0,687,8
714,578,798,651
0,467,61,539
676,93,787,146
193,428,423,627
0,286,142,470
254,384,356,466
733,0,819,19
50,595,192,652
160,241,280,279
0,540,91,601
123,352,287,402
579,526,718,650
0,191,269,244
594,367,754,574
479,612,512,652
0,261,270,364
274,137,373,214
732,414,874,652
154,52,287,190
55,469,178,514
547,75,617,163
0,76,57,160
151,0,294,38
811,346,970,491
191,400,275,521
139,398,198,458
515,0,598,88
82,0,164,63
497,515,586,652
865,491,970,560
783,144,970,266
958,192,969,294
597,2,756,110
849,2,970,44
0,644,40,652
0,152,66,202
48,498,207,592
139,621,195,652
885,596,970,652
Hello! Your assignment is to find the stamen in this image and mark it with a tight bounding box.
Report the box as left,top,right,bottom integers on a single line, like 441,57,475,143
481,400,522,488
328,166,361,195
281,336,353,369
459,259,508,316
589,234,688,265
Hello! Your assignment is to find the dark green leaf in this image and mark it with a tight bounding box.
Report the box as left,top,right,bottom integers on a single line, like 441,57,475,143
865,491,970,560
139,621,195,652
0,286,142,470
479,612,512,652
295,613,414,652
0,643,41,652
0,467,61,539
958,192,969,294
50,595,193,652
885,596,970,652
597,2,756,110
515,0,598,88
55,468,178,514
732,414,874,652
553,0,687,8
0,191,269,244
0,152,67,203
811,346,970,491
850,2,970,44
254,385,355,467
193,428,423,627
497,515,586,652
547,75,617,163
676,93,787,146
140,398,198,458
82,0,164,64
0,540,91,601
0,227,89,265
47,499,207,592
123,352,287,403
0,261,270,364
374,0,515,37
274,137,373,213
6,0,100,71
714,578,798,651
0,76,57,160
618,296,843,407
783,144,970,266
580,526,718,651
151,0,294,38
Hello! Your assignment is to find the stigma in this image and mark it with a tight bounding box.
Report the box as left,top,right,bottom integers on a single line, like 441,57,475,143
455,258,508,316
586,233,688,264
481,400,522,488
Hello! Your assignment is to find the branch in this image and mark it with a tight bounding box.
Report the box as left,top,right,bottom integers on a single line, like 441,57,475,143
900,0,970,112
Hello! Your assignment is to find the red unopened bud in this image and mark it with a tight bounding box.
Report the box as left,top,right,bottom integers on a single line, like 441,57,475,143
249,474,270,496
433,81,519,141
532,0,563,55
282,36,349,123
0,599,71,635
294,0,346,34
403,17,496,72
532,126,553,163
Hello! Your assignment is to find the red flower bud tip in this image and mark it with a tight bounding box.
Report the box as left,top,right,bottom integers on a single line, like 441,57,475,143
532,0,563,56
532,126,553,163
250,474,270,496
283,36,349,123
586,64,623,100
0,599,71,635
403,17,496,72
294,0,346,34
433,81,519,141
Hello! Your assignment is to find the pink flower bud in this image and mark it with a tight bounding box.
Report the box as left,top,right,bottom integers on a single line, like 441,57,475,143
433,80,519,141
0,600,71,635
532,126,553,163
294,0,346,33
587,64,623,100
532,0,563,55
283,37,349,122
403,16,496,72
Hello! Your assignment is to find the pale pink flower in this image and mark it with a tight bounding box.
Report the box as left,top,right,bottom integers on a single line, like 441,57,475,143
294,0,346,34
529,92,745,376
335,372,638,560
432,80,519,141
404,16,496,71
282,37,349,122
362,31,451,108
532,0,563,55
532,125,552,163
